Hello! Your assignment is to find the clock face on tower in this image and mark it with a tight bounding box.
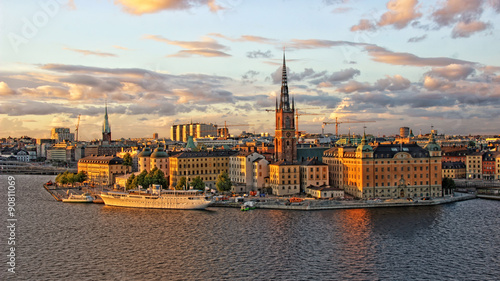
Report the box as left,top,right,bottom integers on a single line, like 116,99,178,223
286,132,291,137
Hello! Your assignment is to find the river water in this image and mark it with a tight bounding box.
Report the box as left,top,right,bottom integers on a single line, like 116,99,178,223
1,175,499,281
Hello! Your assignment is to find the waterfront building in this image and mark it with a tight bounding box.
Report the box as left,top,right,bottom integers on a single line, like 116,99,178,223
269,161,300,196
168,150,238,189
466,152,483,179
78,155,131,186
50,127,75,143
482,151,500,180
442,161,466,179
323,133,442,199
252,157,269,191
306,186,344,199
274,52,297,163
137,147,152,172
299,157,329,193
229,151,266,193
150,146,169,176
102,103,112,142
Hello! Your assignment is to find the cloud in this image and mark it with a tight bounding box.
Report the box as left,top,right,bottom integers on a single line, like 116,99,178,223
312,68,361,87
63,47,118,57
0,82,16,96
427,64,475,80
365,45,475,66
422,76,455,91
350,19,376,31
351,0,421,31
115,0,206,15
247,50,273,59
144,35,231,57
407,34,427,43
431,0,492,38
209,33,278,44
452,20,491,38
336,75,411,93
112,45,132,50
167,49,231,57
377,0,422,29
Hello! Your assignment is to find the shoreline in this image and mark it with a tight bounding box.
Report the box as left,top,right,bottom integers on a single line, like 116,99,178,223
211,193,477,211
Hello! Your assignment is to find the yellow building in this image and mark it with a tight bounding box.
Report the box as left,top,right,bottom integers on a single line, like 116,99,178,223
269,161,300,196
78,156,131,186
323,134,442,199
442,162,466,179
299,157,329,192
150,146,169,176
169,151,238,189
137,147,152,172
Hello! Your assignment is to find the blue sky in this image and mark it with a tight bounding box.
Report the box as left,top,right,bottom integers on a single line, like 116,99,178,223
1,0,500,140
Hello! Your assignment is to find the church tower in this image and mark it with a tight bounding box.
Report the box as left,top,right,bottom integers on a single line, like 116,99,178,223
102,102,112,142
274,52,297,162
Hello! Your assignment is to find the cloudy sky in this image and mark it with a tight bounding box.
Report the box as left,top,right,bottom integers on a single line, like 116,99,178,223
1,0,500,140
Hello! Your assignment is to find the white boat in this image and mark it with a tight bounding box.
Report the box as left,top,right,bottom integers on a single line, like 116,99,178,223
100,185,211,210
63,193,94,203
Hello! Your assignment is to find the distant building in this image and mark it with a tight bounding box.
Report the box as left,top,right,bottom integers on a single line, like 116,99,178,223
323,133,442,199
307,186,344,199
50,128,75,143
400,127,410,138
102,103,111,142
466,152,483,179
442,161,466,179
170,123,218,142
153,133,159,139
168,150,238,189
78,155,131,186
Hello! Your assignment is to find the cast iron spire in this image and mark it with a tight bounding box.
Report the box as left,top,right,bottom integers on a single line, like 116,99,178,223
280,51,290,111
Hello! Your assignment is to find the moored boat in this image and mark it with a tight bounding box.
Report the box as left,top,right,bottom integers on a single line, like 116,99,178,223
241,201,256,211
62,193,94,203
100,185,211,210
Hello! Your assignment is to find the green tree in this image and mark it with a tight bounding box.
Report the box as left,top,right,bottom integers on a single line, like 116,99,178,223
135,170,149,189
75,171,87,183
190,176,205,191
148,167,168,189
442,177,456,195
123,153,133,171
126,173,137,190
216,171,232,193
175,176,187,190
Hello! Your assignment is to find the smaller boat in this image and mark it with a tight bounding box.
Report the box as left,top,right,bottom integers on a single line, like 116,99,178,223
241,201,256,211
63,193,94,203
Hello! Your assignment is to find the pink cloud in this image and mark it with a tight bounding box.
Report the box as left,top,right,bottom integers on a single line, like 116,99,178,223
63,47,118,57
452,20,491,38
351,0,421,31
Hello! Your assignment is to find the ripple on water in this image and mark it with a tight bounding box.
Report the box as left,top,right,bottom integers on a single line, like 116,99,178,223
0,175,499,281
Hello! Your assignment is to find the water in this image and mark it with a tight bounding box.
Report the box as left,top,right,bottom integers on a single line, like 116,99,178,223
1,175,499,280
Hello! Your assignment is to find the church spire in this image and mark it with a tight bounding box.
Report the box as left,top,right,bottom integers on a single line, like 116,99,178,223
102,101,112,142
280,50,290,111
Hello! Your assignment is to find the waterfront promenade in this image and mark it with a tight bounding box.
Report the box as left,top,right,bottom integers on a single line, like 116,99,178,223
214,193,477,211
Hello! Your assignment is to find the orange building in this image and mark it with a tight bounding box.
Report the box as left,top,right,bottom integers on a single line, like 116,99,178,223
323,133,442,199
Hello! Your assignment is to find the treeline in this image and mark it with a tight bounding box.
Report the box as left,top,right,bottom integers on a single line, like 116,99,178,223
55,171,88,185
126,167,168,190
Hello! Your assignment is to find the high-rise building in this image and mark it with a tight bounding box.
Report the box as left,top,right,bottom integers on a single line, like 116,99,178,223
153,133,159,139
170,123,218,142
400,127,410,138
274,52,296,163
50,127,75,143
102,103,111,142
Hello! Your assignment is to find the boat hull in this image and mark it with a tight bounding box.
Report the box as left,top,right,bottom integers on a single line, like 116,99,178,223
101,193,211,210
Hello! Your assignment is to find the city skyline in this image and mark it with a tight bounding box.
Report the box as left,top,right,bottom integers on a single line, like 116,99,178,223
1,0,500,140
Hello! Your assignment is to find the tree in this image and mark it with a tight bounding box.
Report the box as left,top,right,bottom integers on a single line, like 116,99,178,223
75,171,87,183
126,174,136,190
216,171,232,193
134,170,149,189
190,176,205,191
442,177,456,195
149,167,168,189
175,176,187,190
123,153,133,171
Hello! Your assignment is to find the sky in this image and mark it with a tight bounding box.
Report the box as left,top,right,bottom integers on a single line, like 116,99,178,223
1,0,500,140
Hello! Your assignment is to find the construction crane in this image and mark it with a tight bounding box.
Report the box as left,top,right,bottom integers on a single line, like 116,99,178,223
295,111,322,137
322,117,375,137
75,114,81,142
220,121,255,139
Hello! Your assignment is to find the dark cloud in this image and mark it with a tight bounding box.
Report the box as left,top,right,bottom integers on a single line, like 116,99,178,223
247,50,273,59
408,34,427,43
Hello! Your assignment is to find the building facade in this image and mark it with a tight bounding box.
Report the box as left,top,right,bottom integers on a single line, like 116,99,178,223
442,161,466,179
78,155,131,186
229,151,265,193
269,161,300,196
168,151,238,189
323,134,442,199
274,53,297,163
50,127,75,143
